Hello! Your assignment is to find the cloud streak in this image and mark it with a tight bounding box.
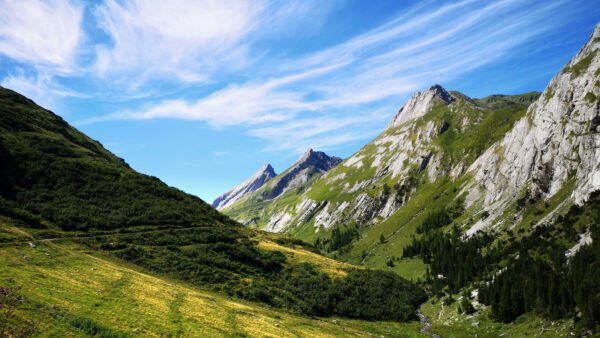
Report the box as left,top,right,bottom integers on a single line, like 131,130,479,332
0,0,83,73
93,0,575,151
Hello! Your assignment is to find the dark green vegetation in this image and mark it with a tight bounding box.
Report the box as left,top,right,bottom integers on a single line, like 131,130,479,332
415,210,451,234
404,226,495,294
0,86,230,231
85,227,426,320
314,224,360,254
405,191,600,332
478,201,600,329
0,85,426,333
280,268,426,321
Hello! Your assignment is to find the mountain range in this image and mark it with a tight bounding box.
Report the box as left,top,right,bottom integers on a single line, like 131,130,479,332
216,22,600,334
221,24,600,253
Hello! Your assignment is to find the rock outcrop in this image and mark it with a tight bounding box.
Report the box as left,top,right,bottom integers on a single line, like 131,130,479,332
212,163,276,210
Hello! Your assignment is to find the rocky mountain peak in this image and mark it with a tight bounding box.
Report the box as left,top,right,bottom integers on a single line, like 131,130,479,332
428,84,455,104
212,163,277,210
298,147,315,161
260,163,276,175
386,84,455,129
294,148,342,171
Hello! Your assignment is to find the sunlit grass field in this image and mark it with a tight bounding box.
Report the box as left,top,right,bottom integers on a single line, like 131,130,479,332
0,230,427,337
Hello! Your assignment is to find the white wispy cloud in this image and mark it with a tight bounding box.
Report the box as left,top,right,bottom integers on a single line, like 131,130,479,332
91,0,334,88
81,62,346,126
92,0,263,84
100,0,574,152
249,110,392,152
0,0,83,73
0,70,88,111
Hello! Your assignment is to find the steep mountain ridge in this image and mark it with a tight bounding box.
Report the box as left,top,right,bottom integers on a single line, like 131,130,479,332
212,163,276,210
262,148,342,200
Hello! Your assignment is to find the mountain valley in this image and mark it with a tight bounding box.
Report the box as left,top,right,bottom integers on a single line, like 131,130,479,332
0,11,599,338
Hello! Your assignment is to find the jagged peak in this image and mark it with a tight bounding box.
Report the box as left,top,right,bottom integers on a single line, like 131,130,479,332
260,163,275,174
295,148,342,166
428,84,455,104
386,84,456,129
261,149,342,200
212,163,277,209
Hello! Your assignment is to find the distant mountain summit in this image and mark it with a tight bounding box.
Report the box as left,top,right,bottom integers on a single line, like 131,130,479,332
217,148,343,229
260,148,342,200
212,163,276,210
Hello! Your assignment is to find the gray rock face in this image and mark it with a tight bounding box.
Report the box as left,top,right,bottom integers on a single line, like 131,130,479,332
465,22,600,234
261,148,342,200
212,163,276,210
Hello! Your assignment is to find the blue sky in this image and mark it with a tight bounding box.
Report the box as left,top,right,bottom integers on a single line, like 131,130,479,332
0,0,598,203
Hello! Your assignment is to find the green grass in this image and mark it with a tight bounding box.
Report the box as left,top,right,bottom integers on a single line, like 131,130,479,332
69,316,129,338
585,91,598,103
